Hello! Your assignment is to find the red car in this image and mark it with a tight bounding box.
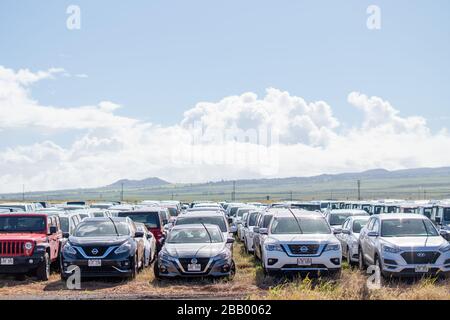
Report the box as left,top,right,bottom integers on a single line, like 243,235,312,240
0,213,62,280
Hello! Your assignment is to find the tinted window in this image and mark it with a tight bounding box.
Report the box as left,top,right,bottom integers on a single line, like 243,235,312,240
229,207,241,217
167,227,223,243
352,219,369,233
176,216,227,232
0,216,46,232
59,216,69,232
262,215,273,228
271,217,331,235
381,219,438,237
248,212,259,226
291,204,321,211
443,208,450,222
329,213,352,226
74,221,130,237
118,212,160,228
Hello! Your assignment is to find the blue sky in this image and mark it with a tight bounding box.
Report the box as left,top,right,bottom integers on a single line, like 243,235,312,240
1,1,450,191
1,0,449,128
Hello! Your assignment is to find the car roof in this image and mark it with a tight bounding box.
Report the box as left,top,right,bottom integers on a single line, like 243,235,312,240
376,214,428,220
330,209,369,214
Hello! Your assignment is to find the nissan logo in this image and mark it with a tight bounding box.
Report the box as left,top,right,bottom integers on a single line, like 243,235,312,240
91,248,99,255
300,246,309,253
416,252,426,258
191,258,198,264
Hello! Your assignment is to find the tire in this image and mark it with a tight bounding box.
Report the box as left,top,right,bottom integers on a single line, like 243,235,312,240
329,269,342,279
358,247,366,271
374,255,386,282
153,260,161,279
347,247,355,267
226,260,236,280
36,253,50,281
130,255,138,279
244,239,249,255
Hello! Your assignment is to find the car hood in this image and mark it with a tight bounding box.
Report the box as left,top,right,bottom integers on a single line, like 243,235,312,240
382,236,446,249
69,236,130,246
0,233,47,241
266,233,338,244
164,243,226,258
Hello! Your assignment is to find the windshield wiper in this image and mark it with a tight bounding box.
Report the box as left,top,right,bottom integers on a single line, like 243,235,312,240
108,217,120,237
288,208,303,234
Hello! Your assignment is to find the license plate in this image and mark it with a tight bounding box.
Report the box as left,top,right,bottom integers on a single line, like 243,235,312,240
415,265,429,273
0,258,14,265
297,258,312,266
88,259,102,267
187,263,202,271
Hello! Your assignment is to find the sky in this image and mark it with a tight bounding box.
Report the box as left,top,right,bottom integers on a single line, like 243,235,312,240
0,0,450,193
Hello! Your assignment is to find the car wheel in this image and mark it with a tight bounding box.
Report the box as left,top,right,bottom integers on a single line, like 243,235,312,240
358,247,366,271
244,239,249,255
153,260,161,279
36,253,50,281
130,255,138,279
347,247,355,267
375,255,386,282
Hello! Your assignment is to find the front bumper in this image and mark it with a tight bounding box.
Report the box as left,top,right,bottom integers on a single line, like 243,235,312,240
0,253,45,274
264,249,342,273
61,257,134,278
381,250,450,277
157,257,233,278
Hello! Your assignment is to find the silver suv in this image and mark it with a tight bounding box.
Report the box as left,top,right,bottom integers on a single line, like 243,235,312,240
358,214,450,278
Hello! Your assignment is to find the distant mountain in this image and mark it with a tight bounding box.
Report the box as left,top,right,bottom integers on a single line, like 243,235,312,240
104,177,170,189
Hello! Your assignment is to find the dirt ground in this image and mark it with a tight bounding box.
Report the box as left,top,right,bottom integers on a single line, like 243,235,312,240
0,243,449,300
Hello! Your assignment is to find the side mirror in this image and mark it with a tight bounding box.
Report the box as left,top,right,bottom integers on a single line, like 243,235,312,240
227,218,233,224
63,232,70,239
259,228,268,235
342,229,351,235
226,238,235,244
435,217,442,225
439,229,450,240
368,231,379,237
253,227,260,233
49,226,58,235
333,228,342,234
134,231,144,238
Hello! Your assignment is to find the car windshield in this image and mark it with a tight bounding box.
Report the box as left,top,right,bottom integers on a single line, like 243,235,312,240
118,212,160,228
74,221,130,237
167,227,223,243
237,209,251,217
176,216,227,232
291,204,321,211
443,208,450,222
271,217,331,234
381,219,439,237
167,207,178,217
90,204,111,209
0,216,46,232
352,219,369,233
248,212,259,226
329,213,353,226
59,216,69,232
229,207,241,217
93,212,104,217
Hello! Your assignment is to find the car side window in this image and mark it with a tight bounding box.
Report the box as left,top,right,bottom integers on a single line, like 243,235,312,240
342,219,350,230
372,219,380,232
366,218,374,231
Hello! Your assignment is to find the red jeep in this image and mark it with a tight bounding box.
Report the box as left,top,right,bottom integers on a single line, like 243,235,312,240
0,213,62,280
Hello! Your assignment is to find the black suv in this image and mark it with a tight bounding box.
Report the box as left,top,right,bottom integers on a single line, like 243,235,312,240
60,217,145,279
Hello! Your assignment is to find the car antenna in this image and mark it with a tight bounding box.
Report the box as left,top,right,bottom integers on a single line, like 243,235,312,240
108,217,120,237
288,207,303,234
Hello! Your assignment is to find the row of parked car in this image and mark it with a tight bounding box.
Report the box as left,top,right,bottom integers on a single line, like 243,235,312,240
0,199,449,282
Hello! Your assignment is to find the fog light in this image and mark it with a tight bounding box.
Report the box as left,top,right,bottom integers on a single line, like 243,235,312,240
122,261,130,267
330,258,340,265
221,264,230,272
160,265,168,273
63,262,69,267
29,259,33,264
267,258,278,266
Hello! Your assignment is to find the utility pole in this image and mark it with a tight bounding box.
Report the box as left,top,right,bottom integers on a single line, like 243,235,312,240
232,181,236,201
290,191,293,201
22,184,25,201
120,183,124,202
357,180,361,201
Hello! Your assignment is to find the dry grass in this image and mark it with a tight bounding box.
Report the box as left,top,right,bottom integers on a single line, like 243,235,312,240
0,243,448,300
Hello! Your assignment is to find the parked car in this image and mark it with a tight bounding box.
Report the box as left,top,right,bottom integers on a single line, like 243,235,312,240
174,212,236,244
336,216,370,266
325,209,369,232
0,202,36,212
135,222,156,267
58,213,83,237
358,214,450,278
259,209,342,277
154,224,235,279
118,207,168,250
0,213,62,280
243,211,262,254
431,203,450,241
253,212,276,260
60,217,145,279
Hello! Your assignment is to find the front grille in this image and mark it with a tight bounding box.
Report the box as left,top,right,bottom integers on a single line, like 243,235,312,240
0,241,26,256
178,257,210,272
79,246,110,257
401,251,440,264
287,244,320,255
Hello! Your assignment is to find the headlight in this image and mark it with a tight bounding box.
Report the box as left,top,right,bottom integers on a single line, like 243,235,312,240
114,241,132,254
265,244,284,252
324,243,340,252
160,250,175,261
439,244,450,253
383,245,401,254
214,249,231,261
63,243,77,255
24,242,33,250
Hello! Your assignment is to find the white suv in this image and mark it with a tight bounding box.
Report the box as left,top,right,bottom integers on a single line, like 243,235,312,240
358,214,450,278
260,209,342,277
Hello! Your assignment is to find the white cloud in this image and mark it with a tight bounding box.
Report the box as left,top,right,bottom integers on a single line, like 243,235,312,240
1,66,450,193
